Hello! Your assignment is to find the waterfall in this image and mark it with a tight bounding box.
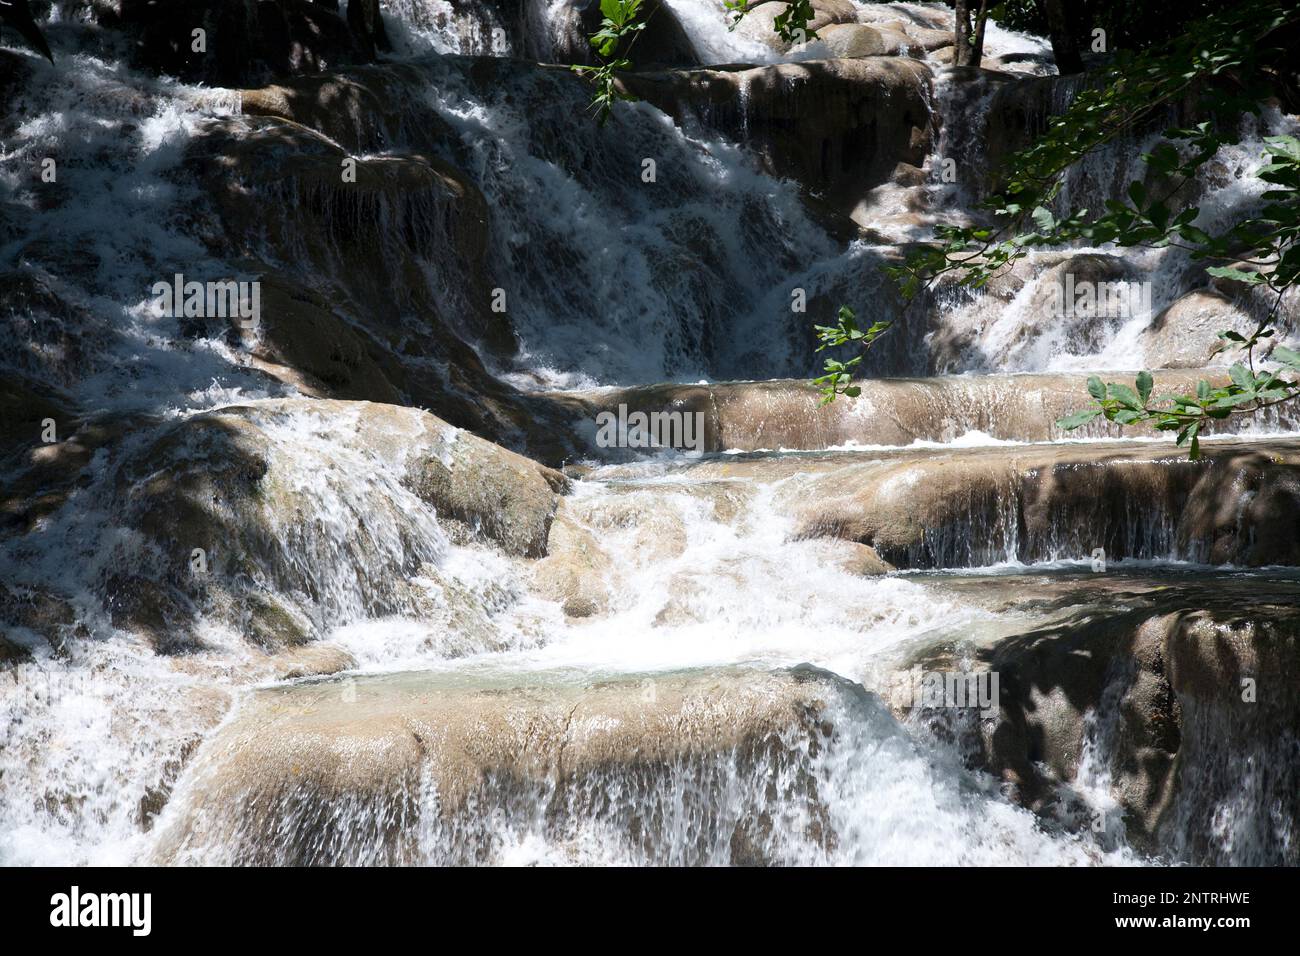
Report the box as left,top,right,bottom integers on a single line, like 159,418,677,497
412,54,847,385
4,0,1299,869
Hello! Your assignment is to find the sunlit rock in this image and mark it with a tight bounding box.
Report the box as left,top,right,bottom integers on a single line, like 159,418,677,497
149,665,855,865
915,575,1300,864
97,399,564,648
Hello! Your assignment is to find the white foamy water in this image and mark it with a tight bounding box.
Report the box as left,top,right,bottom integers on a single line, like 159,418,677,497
414,55,848,385
419,677,1132,865
3,2,1296,868
0,408,1143,865
0,52,278,415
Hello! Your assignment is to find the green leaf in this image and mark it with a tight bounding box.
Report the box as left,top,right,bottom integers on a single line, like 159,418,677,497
1206,266,1266,285
1212,392,1262,408
1056,409,1102,430
1136,371,1154,404
1087,376,1106,401
1273,346,1300,370
1107,382,1144,410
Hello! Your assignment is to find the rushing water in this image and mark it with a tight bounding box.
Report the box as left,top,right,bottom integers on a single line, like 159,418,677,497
2,1,1298,866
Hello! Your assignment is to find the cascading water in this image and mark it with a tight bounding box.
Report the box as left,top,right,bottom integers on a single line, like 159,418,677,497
415,56,846,385
3,0,1300,869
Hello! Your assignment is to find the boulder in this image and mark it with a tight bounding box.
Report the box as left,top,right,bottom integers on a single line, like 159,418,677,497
735,0,859,53
815,23,909,59
99,399,565,648
893,25,954,52
402,404,569,558
238,66,460,155
1138,289,1257,368
937,574,1300,863
928,252,1139,372
530,507,614,617
149,665,855,864
552,0,700,68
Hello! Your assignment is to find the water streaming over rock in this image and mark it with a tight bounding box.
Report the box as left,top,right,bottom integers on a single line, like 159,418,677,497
3,0,1300,867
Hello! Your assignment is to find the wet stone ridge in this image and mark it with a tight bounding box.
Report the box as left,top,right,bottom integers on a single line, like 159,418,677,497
907,573,1300,865
149,665,855,865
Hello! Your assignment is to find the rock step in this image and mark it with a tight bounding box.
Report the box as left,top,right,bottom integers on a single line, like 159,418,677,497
559,370,1296,454
147,573,1300,865
149,664,859,865
589,437,1300,569
903,571,1300,864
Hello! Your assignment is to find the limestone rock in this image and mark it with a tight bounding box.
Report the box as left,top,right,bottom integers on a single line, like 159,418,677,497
620,57,933,219
816,23,908,59
562,369,1259,454
552,0,700,68
1138,290,1257,368
736,0,859,53
0,582,82,657
931,253,1136,371
149,665,854,864
99,399,565,647
763,438,1300,568
186,110,585,462
0,267,113,391
531,508,614,617
105,0,393,86
957,575,1300,862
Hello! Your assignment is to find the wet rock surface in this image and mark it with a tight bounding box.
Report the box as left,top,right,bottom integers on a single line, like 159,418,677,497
621,57,933,219
47,399,565,648
150,664,852,865
559,369,1274,454
906,571,1300,864
4,0,1300,869
591,437,1300,568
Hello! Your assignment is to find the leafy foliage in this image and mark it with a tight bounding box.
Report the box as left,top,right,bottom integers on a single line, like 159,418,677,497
812,307,891,403
813,0,1300,457
571,0,647,125
575,1,820,122
771,0,819,44
889,0,1293,302
990,0,1227,53
1062,345,1300,460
